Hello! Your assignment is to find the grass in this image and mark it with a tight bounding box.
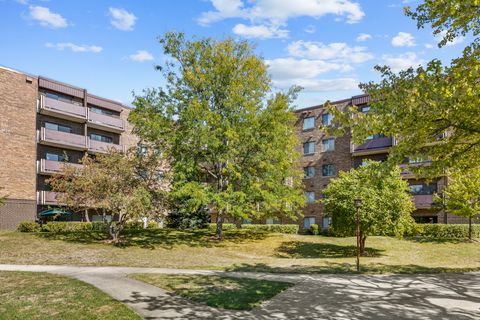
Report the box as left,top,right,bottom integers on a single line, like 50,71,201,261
0,229,479,274
0,271,141,320
129,274,292,310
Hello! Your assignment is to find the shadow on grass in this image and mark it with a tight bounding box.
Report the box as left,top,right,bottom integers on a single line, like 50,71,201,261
275,241,383,259
226,262,480,275
35,228,271,250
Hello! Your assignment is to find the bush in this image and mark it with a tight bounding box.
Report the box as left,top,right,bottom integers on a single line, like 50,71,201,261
413,224,480,239
167,204,210,229
17,221,41,232
308,224,319,235
208,223,236,231
241,224,299,234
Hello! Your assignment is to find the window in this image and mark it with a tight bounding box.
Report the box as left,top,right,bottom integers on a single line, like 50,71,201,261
90,133,113,143
45,122,72,133
304,166,315,179
266,218,280,224
322,217,331,228
45,92,82,106
303,141,315,155
243,219,252,224
303,117,315,130
408,156,429,164
90,106,116,117
305,191,315,204
46,152,65,162
366,133,385,140
409,183,437,195
322,138,335,152
360,105,370,113
137,144,148,156
322,164,335,177
322,113,333,126
304,217,315,229
361,159,368,167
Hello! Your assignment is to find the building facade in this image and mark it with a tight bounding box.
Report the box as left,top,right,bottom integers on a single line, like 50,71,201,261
0,66,137,229
295,94,478,231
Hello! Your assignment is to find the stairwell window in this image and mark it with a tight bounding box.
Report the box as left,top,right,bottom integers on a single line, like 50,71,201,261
304,166,315,179
322,164,335,177
322,138,335,152
303,141,315,155
305,191,315,204
322,113,333,126
303,117,315,130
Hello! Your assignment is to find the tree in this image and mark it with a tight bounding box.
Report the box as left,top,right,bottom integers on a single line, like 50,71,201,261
435,168,480,241
47,149,168,242
326,0,480,178
129,32,305,239
323,162,415,254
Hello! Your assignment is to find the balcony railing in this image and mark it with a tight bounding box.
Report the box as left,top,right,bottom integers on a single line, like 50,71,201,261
38,128,88,151
413,194,435,209
37,159,83,175
39,95,87,122
37,191,62,205
88,139,125,154
87,110,125,133
351,137,393,155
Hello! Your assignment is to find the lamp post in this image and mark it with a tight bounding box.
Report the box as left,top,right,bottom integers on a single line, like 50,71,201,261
354,198,362,272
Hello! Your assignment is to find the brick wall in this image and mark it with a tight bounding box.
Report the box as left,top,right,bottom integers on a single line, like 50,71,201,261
0,199,37,229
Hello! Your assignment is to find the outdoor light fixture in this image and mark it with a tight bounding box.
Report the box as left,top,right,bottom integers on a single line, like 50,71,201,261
354,198,362,272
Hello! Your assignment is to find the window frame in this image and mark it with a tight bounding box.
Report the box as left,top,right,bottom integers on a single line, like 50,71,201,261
303,116,315,130
303,141,316,155
322,138,335,152
303,166,315,179
321,113,333,126
322,164,336,177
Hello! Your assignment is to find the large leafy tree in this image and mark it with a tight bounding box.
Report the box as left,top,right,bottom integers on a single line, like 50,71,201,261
129,32,305,239
326,0,480,178
435,168,480,240
323,162,415,254
48,149,168,242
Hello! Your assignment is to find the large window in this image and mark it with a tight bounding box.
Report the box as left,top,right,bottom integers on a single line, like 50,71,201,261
322,138,335,152
45,122,72,133
304,166,315,179
304,217,315,229
45,91,82,107
410,183,437,195
303,141,315,155
303,116,315,130
90,133,113,143
46,152,65,162
360,105,370,113
90,105,116,117
322,164,335,177
305,191,315,204
366,133,385,140
321,113,333,126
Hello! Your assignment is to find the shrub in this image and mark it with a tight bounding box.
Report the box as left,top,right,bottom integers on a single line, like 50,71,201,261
413,224,480,239
208,223,236,231
124,221,144,230
167,204,210,229
308,224,319,235
17,221,41,232
147,221,159,229
241,224,299,234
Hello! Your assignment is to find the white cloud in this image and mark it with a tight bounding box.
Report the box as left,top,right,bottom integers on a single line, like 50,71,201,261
273,78,359,92
29,6,67,28
424,43,434,49
287,40,373,63
232,23,288,39
45,42,103,53
391,32,415,47
198,0,365,26
266,58,351,80
304,25,316,34
381,52,424,72
437,30,465,46
356,33,372,42
129,50,154,62
108,7,137,31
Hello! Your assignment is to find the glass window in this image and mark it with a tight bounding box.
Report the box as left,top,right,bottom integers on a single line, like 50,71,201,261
322,217,331,228
243,219,252,224
360,105,370,113
90,106,115,117
45,91,82,106
45,122,72,133
322,164,335,177
409,183,437,195
266,218,280,224
303,117,315,130
46,152,65,162
137,144,148,156
305,191,315,204
366,133,385,140
322,113,333,126
304,166,315,179
90,133,113,143
303,141,315,155
304,217,315,229
322,138,335,152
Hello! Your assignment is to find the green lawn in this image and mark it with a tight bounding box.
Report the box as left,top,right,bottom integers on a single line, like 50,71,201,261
0,271,141,320
130,274,292,310
0,229,479,274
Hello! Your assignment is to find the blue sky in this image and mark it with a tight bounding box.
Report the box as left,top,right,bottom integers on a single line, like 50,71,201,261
0,0,468,108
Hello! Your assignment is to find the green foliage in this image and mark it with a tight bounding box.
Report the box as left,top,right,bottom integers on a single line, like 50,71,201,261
323,162,415,252
241,224,299,234
17,221,40,232
308,224,319,235
207,223,236,231
412,224,480,239
129,32,305,238
166,194,210,229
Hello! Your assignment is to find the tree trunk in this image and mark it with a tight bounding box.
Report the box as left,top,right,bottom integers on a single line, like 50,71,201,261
216,213,224,240
84,209,90,222
469,215,472,241
359,233,367,256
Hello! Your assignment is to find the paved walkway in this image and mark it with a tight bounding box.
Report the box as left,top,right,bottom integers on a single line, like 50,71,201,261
0,264,479,319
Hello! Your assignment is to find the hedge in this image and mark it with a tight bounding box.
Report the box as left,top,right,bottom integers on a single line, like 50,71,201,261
206,223,299,234
17,220,160,233
207,223,236,231
412,224,480,239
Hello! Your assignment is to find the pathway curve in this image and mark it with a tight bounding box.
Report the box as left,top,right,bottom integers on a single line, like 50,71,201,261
0,264,479,319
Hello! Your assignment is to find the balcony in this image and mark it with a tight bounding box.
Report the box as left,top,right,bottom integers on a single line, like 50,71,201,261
37,159,83,175
38,128,88,151
37,191,62,205
88,139,125,154
39,95,87,122
351,137,393,156
87,110,125,133
413,194,435,209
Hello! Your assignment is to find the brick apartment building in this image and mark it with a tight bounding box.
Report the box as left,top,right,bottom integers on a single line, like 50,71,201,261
0,66,137,229
295,94,479,231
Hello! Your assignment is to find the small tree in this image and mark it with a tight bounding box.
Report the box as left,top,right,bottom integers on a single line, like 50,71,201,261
323,162,415,254
48,149,168,242
436,168,480,241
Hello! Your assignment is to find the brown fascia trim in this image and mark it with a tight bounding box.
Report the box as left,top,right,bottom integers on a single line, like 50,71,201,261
295,94,370,114
38,76,85,99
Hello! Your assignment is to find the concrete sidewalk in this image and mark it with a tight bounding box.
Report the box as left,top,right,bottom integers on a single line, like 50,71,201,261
0,264,479,319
